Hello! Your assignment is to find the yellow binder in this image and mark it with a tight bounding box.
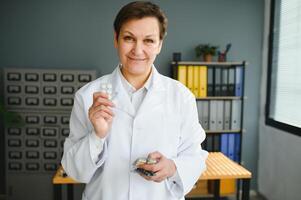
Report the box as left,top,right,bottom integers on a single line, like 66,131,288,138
187,66,194,94
199,66,207,97
193,66,200,97
220,179,236,195
208,179,236,195
177,65,187,86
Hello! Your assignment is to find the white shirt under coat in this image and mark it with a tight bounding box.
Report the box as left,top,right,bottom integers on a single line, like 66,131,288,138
61,65,208,200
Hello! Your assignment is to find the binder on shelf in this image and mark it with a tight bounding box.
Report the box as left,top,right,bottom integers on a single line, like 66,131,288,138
187,66,194,94
209,101,217,130
217,134,237,195
213,134,220,152
177,65,187,86
228,67,235,96
214,68,222,96
202,101,210,130
223,100,231,130
209,179,236,195
221,68,228,96
234,134,241,162
216,100,224,130
207,67,214,96
235,66,243,96
199,66,207,97
206,135,213,152
193,67,200,97
231,100,242,130
172,61,245,170
228,134,235,160
196,101,203,124
220,134,228,156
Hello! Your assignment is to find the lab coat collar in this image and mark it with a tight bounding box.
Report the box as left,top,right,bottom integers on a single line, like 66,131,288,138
136,65,166,116
110,64,166,117
117,66,152,95
149,64,166,92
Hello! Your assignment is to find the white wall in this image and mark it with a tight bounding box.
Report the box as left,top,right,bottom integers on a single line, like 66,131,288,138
258,1,301,199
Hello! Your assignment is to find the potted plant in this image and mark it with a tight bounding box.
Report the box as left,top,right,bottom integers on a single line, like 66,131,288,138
195,44,218,62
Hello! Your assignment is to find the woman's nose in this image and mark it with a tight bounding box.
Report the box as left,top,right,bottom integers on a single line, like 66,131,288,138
131,41,144,55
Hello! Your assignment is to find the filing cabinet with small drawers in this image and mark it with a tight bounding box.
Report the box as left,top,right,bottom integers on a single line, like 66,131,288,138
4,69,96,110
3,68,96,174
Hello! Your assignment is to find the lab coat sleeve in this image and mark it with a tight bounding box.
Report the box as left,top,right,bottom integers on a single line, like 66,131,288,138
61,92,108,183
89,130,107,163
166,92,208,198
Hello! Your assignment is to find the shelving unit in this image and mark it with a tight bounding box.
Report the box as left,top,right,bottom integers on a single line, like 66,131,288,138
172,61,246,197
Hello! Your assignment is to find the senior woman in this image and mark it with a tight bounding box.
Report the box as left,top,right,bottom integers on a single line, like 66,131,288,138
61,1,208,200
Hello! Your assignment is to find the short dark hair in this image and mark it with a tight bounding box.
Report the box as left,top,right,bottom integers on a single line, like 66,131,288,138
113,1,168,40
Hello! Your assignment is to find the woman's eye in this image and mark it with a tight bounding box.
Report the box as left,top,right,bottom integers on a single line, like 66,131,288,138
124,36,134,41
144,39,154,43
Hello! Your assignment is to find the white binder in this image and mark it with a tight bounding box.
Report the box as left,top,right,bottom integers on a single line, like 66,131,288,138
209,100,217,130
196,101,203,125
224,100,231,130
231,100,242,130
216,100,224,130
202,101,210,130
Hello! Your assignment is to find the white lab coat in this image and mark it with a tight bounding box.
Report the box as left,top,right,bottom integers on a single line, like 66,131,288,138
61,66,208,200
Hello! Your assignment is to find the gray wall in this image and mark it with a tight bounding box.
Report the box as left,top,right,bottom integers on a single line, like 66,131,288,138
258,1,301,199
0,0,264,198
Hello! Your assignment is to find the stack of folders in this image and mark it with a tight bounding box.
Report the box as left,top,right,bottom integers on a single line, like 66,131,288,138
176,65,243,97
176,64,243,195
197,100,241,195
197,100,241,162
175,64,243,163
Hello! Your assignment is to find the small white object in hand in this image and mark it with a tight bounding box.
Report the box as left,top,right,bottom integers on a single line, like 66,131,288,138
101,83,114,100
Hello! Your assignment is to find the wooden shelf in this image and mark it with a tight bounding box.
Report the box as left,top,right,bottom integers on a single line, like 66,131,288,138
171,61,247,66
205,130,243,134
196,96,242,100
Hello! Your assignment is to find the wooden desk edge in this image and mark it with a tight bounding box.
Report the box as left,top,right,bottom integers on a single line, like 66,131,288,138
52,167,79,184
199,152,252,180
199,174,252,180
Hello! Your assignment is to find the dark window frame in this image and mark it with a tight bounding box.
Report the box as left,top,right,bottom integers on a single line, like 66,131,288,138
265,0,301,137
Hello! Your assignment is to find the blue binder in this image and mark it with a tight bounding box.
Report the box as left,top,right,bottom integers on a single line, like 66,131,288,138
220,134,228,156
234,134,241,162
228,134,235,160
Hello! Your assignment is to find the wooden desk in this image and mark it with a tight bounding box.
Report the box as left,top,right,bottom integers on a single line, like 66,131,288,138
187,152,252,200
53,152,251,200
52,167,79,200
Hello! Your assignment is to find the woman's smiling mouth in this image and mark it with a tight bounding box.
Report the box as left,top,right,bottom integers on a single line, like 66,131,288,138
128,56,146,61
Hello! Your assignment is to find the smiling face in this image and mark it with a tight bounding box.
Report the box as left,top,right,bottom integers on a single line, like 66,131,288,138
114,17,163,80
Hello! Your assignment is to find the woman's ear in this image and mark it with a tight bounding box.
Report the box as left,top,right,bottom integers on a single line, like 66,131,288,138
114,32,118,48
156,40,163,54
